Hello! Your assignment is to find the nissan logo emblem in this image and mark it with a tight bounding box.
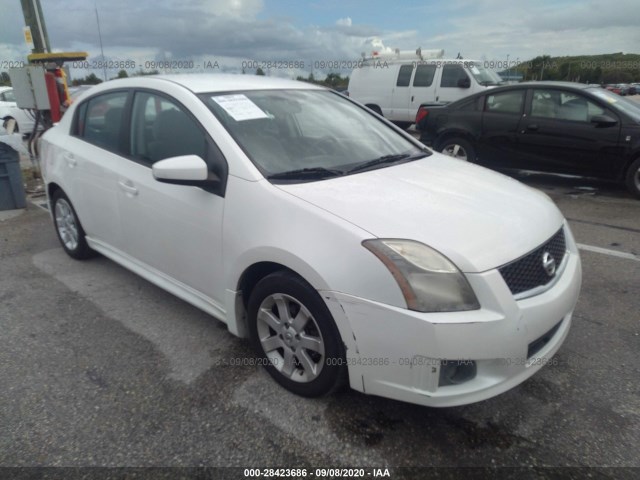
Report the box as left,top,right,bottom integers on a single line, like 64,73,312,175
542,251,556,277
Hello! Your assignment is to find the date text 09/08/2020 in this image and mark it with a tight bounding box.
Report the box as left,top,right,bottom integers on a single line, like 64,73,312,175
244,468,391,478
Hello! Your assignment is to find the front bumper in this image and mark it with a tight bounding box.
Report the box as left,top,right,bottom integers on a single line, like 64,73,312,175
322,239,582,408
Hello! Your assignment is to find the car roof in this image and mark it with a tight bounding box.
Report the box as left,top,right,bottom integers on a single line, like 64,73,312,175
0,86,12,94
92,73,324,94
498,81,595,90
443,81,606,109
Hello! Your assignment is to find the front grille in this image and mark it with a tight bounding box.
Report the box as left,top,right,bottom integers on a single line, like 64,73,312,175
499,228,566,296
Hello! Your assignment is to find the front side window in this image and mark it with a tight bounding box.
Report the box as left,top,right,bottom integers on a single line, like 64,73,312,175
531,89,606,122
201,89,427,181
130,91,206,164
485,90,524,114
440,65,469,88
79,91,128,152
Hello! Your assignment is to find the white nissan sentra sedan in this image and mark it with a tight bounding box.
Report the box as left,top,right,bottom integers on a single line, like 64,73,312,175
41,74,582,407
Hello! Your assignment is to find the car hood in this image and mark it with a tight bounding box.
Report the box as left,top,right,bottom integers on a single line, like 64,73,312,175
276,154,564,273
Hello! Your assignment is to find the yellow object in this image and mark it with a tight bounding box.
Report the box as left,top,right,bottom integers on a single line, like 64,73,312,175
27,52,88,65
23,27,34,48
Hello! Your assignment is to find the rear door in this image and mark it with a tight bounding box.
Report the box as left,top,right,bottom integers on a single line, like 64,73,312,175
390,64,414,122
63,90,130,251
408,64,437,118
478,88,527,166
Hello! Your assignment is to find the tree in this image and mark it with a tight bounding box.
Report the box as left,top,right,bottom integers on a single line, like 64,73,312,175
71,73,103,86
256,67,265,76
117,69,128,78
0,72,10,86
133,69,159,77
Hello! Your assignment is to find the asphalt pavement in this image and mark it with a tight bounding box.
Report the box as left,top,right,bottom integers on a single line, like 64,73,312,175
0,169,639,479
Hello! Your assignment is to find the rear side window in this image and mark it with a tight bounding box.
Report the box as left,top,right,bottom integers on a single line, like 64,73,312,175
440,65,469,88
2,90,16,102
396,65,414,87
485,90,525,114
413,65,436,87
77,91,128,152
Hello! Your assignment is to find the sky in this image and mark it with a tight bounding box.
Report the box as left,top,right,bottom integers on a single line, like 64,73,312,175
1,0,639,80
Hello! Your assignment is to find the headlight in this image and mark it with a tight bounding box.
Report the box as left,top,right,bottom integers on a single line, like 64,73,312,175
362,239,480,312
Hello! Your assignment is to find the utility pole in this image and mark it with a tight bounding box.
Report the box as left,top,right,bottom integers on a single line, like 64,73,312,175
20,0,51,54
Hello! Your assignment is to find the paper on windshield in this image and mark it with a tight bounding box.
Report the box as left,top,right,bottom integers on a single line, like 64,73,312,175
211,94,268,121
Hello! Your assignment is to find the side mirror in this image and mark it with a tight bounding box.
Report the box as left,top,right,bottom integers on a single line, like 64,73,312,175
590,114,617,127
457,77,471,89
153,155,219,186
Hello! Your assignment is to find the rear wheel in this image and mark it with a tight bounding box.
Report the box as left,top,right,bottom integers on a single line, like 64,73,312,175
366,104,383,116
2,117,18,134
52,190,95,259
625,158,640,198
438,137,476,162
248,271,346,397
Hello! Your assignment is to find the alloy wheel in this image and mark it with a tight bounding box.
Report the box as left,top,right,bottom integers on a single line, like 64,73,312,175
54,198,79,251
256,293,325,383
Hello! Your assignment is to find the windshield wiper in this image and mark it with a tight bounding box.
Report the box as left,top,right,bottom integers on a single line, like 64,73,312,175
346,152,428,175
267,167,344,181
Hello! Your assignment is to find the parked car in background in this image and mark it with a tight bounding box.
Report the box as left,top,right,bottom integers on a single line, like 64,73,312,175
605,84,621,95
348,51,503,128
40,74,581,408
67,85,95,103
617,84,631,96
416,81,640,197
625,84,637,96
0,86,38,135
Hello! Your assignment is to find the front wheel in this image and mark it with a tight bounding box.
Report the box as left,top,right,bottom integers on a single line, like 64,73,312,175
625,158,640,198
438,137,477,162
52,190,95,259
248,271,346,397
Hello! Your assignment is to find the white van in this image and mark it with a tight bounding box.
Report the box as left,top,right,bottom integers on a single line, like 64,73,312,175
348,50,503,127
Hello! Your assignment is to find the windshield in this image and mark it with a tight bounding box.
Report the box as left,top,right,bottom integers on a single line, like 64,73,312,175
200,89,428,181
587,87,640,123
467,63,504,86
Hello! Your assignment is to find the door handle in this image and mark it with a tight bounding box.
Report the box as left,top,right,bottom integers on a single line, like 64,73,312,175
63,153,77,167
118,180,139,196
526,124,539,131
411,95,415,102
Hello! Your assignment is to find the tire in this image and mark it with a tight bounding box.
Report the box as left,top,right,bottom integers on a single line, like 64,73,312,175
438,137,477,162
247,271,346,397
366,104,383,116
52,190,95,260
2,117,18,134
393,121,412,130
624,157,640,198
